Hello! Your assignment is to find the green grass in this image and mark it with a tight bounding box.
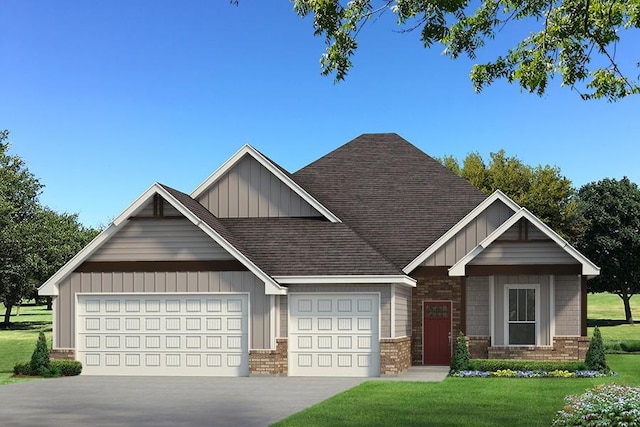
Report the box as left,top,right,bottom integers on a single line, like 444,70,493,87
587,293,638,341
0,303,52,385
272,354,640,427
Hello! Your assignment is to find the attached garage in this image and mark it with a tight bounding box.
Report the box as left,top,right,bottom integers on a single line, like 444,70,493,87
288,293,380,377
76,293,249,376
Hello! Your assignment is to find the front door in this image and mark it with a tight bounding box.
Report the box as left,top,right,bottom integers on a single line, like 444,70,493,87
423,301,452,365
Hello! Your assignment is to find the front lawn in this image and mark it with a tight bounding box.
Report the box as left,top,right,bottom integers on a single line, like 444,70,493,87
0,303,52,385
272,354,639,427
587,293,638,341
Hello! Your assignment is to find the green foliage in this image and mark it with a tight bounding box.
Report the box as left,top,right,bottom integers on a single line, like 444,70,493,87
439,150,577,239
552,384,640,426
585,326,609,371
50,360,82,376
450,332,470,371
577,177,640,323
13,361,31,376
468,359,587,372
291,0,640,101
605,341,640,353
29,331,50,376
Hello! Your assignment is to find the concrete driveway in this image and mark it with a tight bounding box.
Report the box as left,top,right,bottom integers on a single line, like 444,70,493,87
0,376,366,427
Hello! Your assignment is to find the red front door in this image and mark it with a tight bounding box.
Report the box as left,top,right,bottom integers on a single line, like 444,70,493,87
423,301,452,365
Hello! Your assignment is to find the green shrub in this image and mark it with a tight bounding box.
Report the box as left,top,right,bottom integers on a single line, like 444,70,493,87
552,384,640,426
13,362,32,376
450,332,470,371
468,359,587,372
620,341,640,353
50,360,82,376
29,331,51,376
42,365,61,378
585,326,608,371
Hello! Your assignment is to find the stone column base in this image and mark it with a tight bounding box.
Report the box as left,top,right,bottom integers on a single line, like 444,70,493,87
50,349,76,360
249,338,288,376
380,337,412,375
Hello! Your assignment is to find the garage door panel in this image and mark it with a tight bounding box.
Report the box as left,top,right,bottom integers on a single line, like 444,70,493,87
77,294,248,376
289,294,380,377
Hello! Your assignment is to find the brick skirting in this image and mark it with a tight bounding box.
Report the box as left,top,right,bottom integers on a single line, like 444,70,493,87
380,336,412,375
50,349,76,360
478,336,590,361
467,336,490,359
249,338,288,375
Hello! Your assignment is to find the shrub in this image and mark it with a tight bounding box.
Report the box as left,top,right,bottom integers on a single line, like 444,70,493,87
552,384,640,426
13,362,32,376
620,341,640,353
450,332,470,371
50,360,83,376
585,326,608,371
30,332,51,376
468,359,587,372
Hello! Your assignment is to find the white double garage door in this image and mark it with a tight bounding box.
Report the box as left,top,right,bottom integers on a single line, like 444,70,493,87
77,293,380,377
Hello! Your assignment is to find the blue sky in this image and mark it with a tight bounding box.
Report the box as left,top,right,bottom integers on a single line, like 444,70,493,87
2,1,638,227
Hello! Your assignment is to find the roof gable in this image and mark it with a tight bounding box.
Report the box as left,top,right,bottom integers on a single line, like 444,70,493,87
39,183,286,296
191,145,340,222
449,208,600,277
293,133,487,268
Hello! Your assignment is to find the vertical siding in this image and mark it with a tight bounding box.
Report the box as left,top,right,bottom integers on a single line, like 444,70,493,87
394,285,412,337
466,276,490,336
493,275,550,346
470,242,576,265
89,219,234,261
195,155,323,218
283,284,392,338
555,275,581,335
422,200,514,266
56,271,271,350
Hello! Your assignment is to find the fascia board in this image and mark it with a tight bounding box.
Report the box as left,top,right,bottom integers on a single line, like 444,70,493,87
190,144,341,223
273,275,417,287
403,190,521,273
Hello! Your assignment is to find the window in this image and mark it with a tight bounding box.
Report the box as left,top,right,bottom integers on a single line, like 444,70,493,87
507,287,536,345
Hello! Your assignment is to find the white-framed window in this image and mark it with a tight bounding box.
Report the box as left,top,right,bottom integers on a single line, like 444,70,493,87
505,284,539,346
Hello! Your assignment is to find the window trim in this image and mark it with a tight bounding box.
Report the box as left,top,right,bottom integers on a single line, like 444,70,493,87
504,284,540,346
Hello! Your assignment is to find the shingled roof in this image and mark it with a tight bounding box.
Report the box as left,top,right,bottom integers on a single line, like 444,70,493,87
292,133,487,269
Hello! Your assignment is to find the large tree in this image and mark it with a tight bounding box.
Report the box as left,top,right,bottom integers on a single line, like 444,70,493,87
576,177,640,324
441,150,577,238
290,0,640,101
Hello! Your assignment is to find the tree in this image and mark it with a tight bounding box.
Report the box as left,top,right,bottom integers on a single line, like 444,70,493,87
584,326,608,371
440,150,578,239
576,177,640,324
290,0,640,101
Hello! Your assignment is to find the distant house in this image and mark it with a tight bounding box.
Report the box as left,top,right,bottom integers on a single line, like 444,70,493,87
39,133,599,377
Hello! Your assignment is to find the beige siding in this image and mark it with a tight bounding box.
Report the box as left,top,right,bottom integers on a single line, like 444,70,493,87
493,275,551,346
55,271,271,350
469,242,576,265
281,284,392,338
422,200,514,266
466,276,490,336
395,285,412,337
89,219,234,262
555,275,581,335
136,198,182,217
196,155,322,218
498,220,548,240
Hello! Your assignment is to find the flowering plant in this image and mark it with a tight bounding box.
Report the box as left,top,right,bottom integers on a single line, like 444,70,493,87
552,384,640,426
449,369,610,378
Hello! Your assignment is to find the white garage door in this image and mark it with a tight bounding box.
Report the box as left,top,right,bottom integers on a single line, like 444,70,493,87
76,293,249,376
289,293,380,377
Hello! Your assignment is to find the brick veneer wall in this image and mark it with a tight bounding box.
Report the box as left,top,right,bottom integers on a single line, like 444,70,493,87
380,337,412,375
487,337,590,360
411,276,464,364
467,336,490,359
249,338,288,375
50,349,76,360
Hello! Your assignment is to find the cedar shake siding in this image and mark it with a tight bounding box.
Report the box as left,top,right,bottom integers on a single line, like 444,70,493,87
196,154,322,218
555,275,581,336
55,271,272,350
466,276,490,336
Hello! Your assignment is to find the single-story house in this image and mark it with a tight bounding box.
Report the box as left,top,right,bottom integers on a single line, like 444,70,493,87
39,133,599,377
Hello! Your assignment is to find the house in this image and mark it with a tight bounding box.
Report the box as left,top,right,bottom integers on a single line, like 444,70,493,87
38,133,600,377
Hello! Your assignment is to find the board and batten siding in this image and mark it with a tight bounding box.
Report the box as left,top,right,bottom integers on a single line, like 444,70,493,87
55,271,271,350
395,285,412,337
421,200,514,267
196,155,322,218
555,275,581,336
88,219,234,262
279,284,392,338
466,276,490,336
469,242,576,265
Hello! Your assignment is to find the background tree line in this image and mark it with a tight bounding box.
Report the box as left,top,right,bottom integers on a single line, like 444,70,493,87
0,130,99,328
440,150,640,324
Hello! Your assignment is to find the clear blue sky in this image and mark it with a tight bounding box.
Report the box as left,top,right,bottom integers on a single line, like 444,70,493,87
2,1,638,227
